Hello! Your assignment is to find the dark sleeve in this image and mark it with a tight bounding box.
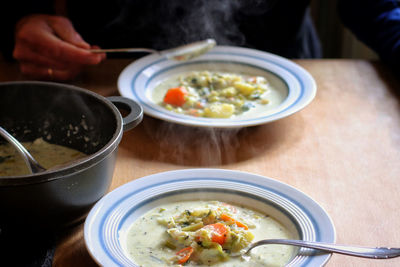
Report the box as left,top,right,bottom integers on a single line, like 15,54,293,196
338,0,400,71
0,1,54,61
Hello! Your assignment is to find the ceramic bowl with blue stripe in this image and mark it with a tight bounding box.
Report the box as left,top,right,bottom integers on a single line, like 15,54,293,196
84,169,335,266
118,46,316,128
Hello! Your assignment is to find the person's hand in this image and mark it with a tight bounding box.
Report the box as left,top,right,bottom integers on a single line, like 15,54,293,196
13,14,106,81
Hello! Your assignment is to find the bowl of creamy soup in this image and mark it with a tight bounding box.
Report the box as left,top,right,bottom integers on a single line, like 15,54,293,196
118,45,317,128
0,81,142,233
85,169,335,267
154,70,285,119
122,199,297,267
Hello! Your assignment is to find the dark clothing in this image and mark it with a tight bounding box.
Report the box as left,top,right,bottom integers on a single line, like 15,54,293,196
0,0,54,60
1,0,321,60
65,0,322,59
1,0,400,72
338,0,400,71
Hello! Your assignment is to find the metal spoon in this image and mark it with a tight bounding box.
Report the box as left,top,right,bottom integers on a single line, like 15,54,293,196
0,126,46,174
89,39,216,61
239,239,400,259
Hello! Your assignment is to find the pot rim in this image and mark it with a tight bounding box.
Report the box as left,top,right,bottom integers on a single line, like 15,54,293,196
0,81,123,186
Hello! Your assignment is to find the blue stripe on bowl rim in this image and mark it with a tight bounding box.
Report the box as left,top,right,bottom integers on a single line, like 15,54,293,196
129,51,308,124
96,176,331,267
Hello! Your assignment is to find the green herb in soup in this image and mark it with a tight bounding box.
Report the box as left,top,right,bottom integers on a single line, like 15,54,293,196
0,138,87,176
124,200,295,267
159,71,271,118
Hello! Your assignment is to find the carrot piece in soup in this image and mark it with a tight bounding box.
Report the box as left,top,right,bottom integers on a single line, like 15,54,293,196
220,214,248,230
248,76,258,83
187,108,200,116
163,86,188,106
203,223,229,245
176,246,194,264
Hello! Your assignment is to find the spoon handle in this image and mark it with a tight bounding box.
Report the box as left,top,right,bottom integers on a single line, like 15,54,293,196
89,48,158,53
248,239,400,259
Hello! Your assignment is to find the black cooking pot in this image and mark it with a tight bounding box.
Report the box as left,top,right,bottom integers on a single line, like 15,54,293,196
0,81,143,233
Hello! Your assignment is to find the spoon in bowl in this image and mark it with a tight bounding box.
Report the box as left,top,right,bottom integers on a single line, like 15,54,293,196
0,126,46,174
89,39,216,61
235,239,400,259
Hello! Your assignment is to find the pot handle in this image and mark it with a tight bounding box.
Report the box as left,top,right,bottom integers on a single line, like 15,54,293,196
107,96,143,131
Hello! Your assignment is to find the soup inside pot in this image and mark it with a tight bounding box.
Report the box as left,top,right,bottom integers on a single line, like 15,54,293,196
0,138,87,176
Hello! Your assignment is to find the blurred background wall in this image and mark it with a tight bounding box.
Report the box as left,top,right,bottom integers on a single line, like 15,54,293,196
311,0,379,60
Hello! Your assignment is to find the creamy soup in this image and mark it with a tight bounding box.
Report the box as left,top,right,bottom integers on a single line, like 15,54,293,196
0,138,87,176
123,200,295,267
152,71,287,119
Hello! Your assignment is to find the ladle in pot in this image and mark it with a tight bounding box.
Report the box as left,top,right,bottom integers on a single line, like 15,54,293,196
89,39,216,61
0,126,46,174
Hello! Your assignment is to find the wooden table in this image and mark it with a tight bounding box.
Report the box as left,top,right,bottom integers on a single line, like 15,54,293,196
1,59,399,266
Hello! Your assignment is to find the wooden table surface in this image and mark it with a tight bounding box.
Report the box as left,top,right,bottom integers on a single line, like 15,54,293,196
1,59,400,266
